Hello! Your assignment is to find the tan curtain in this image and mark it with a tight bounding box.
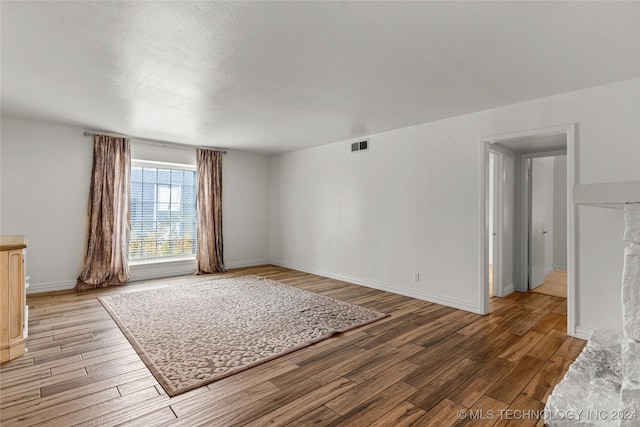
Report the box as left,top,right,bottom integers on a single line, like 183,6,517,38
77,135,131,290
196,148,226,274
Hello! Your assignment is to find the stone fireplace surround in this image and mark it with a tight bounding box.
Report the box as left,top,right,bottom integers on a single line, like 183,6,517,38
546,182,640,426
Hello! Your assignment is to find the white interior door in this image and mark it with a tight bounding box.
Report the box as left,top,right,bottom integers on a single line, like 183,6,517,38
530,157,553,289
488,152,496,297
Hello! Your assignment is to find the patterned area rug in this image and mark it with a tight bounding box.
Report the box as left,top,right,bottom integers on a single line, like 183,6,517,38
99,275,387,396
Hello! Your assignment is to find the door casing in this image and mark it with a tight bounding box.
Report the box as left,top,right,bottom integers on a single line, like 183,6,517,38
479,123,576,337
524,151,567,291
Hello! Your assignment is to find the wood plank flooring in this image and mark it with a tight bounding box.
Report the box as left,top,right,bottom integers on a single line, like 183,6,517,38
0,265,584,426
530,270,567,299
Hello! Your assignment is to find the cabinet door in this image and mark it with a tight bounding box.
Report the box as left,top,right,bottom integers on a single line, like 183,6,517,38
8,249,25,345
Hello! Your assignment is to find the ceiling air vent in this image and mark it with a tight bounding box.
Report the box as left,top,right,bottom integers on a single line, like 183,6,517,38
351,140,369,153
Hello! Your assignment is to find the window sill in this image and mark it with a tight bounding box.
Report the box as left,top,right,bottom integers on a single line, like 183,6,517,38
129,256,196,266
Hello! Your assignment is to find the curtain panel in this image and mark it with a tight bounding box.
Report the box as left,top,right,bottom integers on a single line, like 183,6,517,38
77,135,131,289
195,148,226,274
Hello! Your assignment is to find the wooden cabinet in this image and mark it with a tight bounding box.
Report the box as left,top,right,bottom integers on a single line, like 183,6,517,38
0,235,27,363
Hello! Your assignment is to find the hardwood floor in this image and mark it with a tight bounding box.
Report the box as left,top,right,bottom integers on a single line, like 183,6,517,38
0,265,584,426
530,270,567,299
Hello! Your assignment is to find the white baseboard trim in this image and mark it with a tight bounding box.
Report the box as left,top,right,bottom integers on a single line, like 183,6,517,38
502,284,515,296
271,259,482,314
573,325,593,341
552,265,568,270
27,280,76,294
27,258,270,294
226,259,270,269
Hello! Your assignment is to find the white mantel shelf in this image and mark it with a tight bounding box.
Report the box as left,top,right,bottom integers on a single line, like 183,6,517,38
573,181,640,209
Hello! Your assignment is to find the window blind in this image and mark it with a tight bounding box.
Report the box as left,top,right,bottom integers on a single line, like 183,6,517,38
129,161,197,260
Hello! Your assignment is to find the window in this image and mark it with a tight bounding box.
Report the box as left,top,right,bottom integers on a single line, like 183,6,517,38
129,160,197,260
157,185,181,212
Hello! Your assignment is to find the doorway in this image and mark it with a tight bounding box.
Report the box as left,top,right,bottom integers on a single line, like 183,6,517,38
480,124,577,337
528,155,568,298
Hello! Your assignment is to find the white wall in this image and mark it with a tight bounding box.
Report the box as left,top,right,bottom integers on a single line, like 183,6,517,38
553,155,568,269
0,117,271,292
270,77,640,333
221,149,271,268
0,119,92,292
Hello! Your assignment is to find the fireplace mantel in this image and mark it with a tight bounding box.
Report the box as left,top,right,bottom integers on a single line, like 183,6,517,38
573,181,640,209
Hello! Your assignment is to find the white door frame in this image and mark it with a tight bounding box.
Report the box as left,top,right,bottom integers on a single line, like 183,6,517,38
479,123,577,337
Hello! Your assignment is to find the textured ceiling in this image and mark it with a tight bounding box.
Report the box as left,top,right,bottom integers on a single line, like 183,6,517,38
1,1,639,154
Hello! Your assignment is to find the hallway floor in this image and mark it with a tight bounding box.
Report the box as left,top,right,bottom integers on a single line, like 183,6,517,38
531,270,567,298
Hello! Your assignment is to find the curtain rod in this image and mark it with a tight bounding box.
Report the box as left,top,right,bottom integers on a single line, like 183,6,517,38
83,131,227,154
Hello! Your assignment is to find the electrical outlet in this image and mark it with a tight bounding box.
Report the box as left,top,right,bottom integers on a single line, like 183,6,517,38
413,272,420,282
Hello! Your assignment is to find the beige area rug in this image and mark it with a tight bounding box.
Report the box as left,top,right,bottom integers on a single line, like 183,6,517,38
99,275,387,396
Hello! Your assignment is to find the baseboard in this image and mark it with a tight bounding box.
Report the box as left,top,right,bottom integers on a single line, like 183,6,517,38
270,259,482,314
27,267,198,294
226,259,270,269
573,325,593,341
502,284,515,296
552,265,568,270
27,280,76,294
27,258,270,294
